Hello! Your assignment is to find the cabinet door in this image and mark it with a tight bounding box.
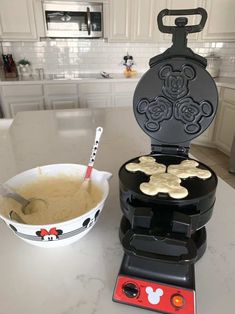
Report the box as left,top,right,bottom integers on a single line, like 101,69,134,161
0,0,37,40
214,87,235,155
109,0,131,41
192,121,215,146
202,0,235,41
113,94,134,107
214,100,235,155
131,0,158,42
4,98,44,118
81,95,112,108
46,97,79,110
112,81,137,106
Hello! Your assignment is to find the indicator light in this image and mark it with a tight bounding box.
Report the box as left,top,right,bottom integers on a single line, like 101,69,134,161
171,294,185,309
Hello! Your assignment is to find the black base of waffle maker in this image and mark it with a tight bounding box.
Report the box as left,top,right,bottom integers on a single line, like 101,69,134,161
113,7,218,314
113,216,207,314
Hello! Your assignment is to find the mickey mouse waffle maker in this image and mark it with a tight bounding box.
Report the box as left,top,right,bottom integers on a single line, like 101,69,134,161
113,8,218,314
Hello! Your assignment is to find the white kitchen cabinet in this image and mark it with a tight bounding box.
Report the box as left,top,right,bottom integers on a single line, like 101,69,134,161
112,81,137,107
192,121,215,147
1,84,43,98
108,0,235,43
0,0,38,40
113,94,133,107
201,0,235,41
46,97,79,110
44,83,79,110
108,0,162,42
214,88,235,155
108,0,204,43
82,95,112,108
109,0,131,41
78,80,138,108
192,86,221,146
0,84,44,118
131,0,159,42
78,82,112,108
5,99,44,118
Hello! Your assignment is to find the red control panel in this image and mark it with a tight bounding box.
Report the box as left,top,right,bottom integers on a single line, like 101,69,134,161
113,275,195,314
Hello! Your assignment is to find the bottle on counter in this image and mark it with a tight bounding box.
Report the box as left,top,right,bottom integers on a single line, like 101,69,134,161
2,54,18,78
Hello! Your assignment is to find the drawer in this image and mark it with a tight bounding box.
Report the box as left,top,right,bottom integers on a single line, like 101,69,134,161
112,81,138,93
44,83,77,96
223,88,235,105
2,84,43,97
79,82,111,94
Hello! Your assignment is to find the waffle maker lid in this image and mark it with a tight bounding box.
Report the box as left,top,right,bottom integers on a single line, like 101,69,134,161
133,8,218,153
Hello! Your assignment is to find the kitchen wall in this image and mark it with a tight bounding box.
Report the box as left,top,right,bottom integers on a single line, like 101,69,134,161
1,39,235,77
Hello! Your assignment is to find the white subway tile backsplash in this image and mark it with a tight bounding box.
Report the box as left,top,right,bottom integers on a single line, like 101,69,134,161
1,39,235,76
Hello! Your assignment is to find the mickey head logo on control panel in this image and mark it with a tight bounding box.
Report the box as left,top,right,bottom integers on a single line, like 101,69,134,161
82,210,100,229
146,287,164,305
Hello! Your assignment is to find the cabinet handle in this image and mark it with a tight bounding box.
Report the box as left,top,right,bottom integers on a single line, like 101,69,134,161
87,7,91,35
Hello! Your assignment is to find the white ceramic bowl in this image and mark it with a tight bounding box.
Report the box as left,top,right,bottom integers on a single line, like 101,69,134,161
0,164,112,248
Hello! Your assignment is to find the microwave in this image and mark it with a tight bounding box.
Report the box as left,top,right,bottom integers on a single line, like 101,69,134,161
43,1,103,38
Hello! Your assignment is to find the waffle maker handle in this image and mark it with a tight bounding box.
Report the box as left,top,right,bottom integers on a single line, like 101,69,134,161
157,7,207,34
122,229,198,264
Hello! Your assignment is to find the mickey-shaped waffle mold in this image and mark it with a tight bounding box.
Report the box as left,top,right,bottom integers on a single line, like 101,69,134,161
167,159,212,179
125,156,166,175
140,173,188,199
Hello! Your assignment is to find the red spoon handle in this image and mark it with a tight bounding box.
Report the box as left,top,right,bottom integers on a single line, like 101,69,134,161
84,126,103,180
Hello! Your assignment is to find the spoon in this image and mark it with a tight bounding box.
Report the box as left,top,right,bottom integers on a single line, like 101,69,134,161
83,126,103,188
0,184,47,215
9,210,27,224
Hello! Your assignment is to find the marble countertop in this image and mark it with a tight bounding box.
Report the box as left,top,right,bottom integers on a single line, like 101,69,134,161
1,74,235,89
0,73,142,85
0,107,234,314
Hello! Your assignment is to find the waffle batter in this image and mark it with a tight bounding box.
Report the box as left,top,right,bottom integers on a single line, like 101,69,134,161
0,175,103,225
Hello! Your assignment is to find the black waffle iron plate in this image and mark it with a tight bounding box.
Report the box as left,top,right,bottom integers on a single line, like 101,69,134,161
113,8,218,314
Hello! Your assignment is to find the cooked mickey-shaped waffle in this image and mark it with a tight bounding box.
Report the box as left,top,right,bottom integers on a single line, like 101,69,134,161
140,173,188,199
167,159,211,179
125,156,166,175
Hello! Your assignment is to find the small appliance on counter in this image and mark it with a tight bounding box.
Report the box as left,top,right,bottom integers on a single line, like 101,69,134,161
113,8,218,314
206,53,221,78
2,54,18,78
122,53,137,78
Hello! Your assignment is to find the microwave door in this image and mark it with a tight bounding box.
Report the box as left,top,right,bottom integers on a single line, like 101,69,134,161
89,10,103,37
83,7,103,37
45,10,89,38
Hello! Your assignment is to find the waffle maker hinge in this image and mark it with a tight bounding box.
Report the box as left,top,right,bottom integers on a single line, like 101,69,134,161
151,141,189,157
